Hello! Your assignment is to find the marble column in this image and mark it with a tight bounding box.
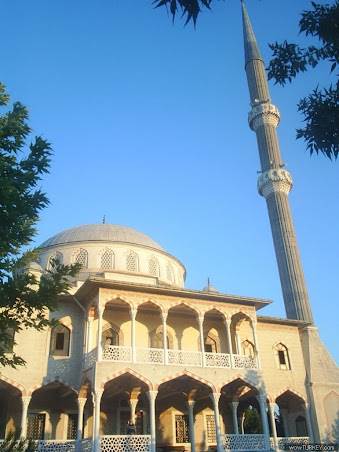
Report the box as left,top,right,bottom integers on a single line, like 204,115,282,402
304,403,314,442
230,401,239,434
257,394,270,449
93,390,103,452
210,393,223,452
97,307,103,361
187,400,196,452
20,396,31,438
225,318,233,362
131,308,137,363
268,402,278,448
198,315,205,367
130,398,138,425
161,311,168,364
251,319,261,368
77,398,87,441
147,390,158,452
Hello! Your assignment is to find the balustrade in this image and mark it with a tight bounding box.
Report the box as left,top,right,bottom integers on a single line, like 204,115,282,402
136,347,164,364
102,345,132,362
167,349,203,367
272,436,310,450
100,435,151,452
223,434,266,451
232,354,257,369
36,440,76,451
205,351,231,368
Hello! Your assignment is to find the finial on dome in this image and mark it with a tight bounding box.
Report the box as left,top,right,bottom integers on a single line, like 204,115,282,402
102,215,106,224
203,277,219,293
241,0,263,66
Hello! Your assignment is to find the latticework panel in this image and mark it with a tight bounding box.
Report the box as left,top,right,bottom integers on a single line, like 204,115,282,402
74,249,88,268
126,251,138,272
167,349,202,367
36,440,76,451
102,345,132,362
223,434,266,451
232,354,257,369
205,352,231,368
81,439,92,451
100,435,151,452
136,347,164,364
148,258,159,276
83,348,97,369
100,248,114,270
276,437,309,449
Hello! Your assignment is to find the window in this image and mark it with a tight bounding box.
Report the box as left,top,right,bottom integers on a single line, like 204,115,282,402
148,257,159,276
50,324,71,357
149,326,173,349
242,340,255,358
175,415,189,443
102,326,119,347
274,343,291,370
126,251,138,272
47,251,63,270
27,413,45,440
205,335,218,353
67,413,78,439
100,248,114,270
73,248,88,268
206,414,216,444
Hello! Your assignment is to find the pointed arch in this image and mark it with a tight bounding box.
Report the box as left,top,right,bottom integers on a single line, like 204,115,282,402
0,375,25,395
156,370,216,392
100,368,154,391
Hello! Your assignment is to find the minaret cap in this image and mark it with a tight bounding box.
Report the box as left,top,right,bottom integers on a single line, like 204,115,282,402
241,0,263,66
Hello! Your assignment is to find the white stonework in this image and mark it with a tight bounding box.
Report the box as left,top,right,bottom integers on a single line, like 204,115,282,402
248,103,280,131
257,169,293,198
0,224,338,452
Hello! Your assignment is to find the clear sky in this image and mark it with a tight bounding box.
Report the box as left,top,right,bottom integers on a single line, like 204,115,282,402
1,0,338,361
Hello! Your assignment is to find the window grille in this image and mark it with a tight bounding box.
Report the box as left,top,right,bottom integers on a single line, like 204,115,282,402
47,251,63,270
100,248,114,270
67,413,78,439
175,415,189,443
27,413,45,440
74,249,88,268
148,257,159,276
206,414,216,444
50,324,71,357
126,251,138,272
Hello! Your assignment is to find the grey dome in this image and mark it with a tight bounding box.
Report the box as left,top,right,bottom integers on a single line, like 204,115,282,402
39,224,164,251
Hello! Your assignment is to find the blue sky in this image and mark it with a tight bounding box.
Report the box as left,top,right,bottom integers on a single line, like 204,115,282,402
1,0,338,361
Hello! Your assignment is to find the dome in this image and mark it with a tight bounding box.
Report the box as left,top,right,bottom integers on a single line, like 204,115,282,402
39,224,164,251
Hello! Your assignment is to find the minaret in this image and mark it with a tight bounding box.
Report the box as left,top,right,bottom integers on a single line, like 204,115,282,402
241,1,314,323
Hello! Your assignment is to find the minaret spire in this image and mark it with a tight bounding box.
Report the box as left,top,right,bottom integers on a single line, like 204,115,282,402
241,2,314,323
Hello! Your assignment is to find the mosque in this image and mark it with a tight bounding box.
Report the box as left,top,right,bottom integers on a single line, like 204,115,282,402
0,2,338,451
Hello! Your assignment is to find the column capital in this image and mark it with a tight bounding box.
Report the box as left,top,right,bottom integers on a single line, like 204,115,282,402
131,307,137,319
147,390,158,402
77,397,87,408
161,310,168,321
22,395,31,406
230,400,239,409
257,393,267,403
97,305,104,317
198,314,204,324
187,399,196,408
210,392,221,404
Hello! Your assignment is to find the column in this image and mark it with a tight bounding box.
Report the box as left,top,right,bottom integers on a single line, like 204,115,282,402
210,393,223,452
251,319,261,368
131,307,137,363
85,316,91,353
257,394,270,449
93,390,103,452
230,401,239,434
304,403,314,442
20,396,31,438
198,315,205,367
268,402,278,449
162,310,168,364
187,400,196,452
235,331,242,355
77,398,86,441
225,318,233,366
130,398,138,425
97,307,103,361
147,390,158,452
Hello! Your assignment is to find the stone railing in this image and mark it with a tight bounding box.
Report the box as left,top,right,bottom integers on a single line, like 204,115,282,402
83,347,98,369
100,435,151,452
36,440,76,451
205,351,231,368
167,349,203,367
223,434,267,451
232,354,257,369
102,345,132,362
80,438,93,451
100,347,258,370
271,436,310,450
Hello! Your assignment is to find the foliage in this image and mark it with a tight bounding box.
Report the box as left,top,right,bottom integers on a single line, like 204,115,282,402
242,406,262,434
0,83,81,368
267,1,339,159
153,0,213,25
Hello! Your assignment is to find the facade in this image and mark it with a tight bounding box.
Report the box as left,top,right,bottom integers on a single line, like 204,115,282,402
0,3,338,452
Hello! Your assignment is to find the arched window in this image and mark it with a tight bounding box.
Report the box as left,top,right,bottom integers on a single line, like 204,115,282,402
149,326,173,349
242,340,255,358
274,343,291,370
148,257,159,276
295,416,308,436
2,328,15,353
166,263,174,282
100,248,114,270
102,325,120,347
50,324,71,357
73,248,88,268
126,251,138,272
47,251,63,270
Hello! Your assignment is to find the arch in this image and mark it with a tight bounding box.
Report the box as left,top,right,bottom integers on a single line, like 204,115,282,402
102,321,123,347
100,369,153,391
149,325,174,349
126,250,139,272
72,248,88,268
137,299,163,312
47,251,63,270
0,375,25,395
157,370,216,393
99,248,115,270
168,301,200,317
203,307,226,321
242,339,255,358
273,342,291,370
148,256,160,276
219,374,260,394
103,296,133,310
28,380,78,397
274,388,306,404
49,323,71,357
204,328,220,353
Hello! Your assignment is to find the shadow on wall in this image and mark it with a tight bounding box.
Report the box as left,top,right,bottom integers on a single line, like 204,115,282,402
324,411,339,444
